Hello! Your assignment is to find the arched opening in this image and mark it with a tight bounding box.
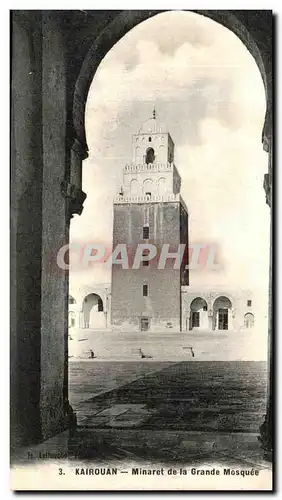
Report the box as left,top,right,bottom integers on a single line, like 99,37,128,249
73,11,269,296
143,178,153,196
71,6,269,370
213,296,232,331
73,10,270,156
145,147,155,164
190,297,208,330
10,9,273,459
68,10,271,452
244,312,255,329
82,293,105,329
74,11,269,303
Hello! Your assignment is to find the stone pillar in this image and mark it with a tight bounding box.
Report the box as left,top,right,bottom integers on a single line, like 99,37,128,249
11,12,44,449
231,308,236,330
260,109,273,457
228,309,233,331
187,311,191,331
208,310,213,330
78,311,83,328
39,12,71,440
40,12,87,441
215,311,218,331
105,289,111,330
207,294,213,330
11,12,87,451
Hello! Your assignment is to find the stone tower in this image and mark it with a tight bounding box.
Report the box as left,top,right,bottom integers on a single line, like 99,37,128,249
111,111,189,331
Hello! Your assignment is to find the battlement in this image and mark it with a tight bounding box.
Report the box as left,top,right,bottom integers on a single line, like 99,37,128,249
124,162,174,173
114,192,188,212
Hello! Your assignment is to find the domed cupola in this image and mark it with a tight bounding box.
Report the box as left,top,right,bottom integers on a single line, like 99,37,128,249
139,108,167,135
132,107,174,165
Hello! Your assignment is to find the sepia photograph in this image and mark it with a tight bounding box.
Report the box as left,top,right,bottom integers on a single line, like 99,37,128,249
10,8,273,491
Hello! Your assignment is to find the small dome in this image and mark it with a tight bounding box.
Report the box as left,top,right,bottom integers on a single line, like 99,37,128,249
138,116,167,135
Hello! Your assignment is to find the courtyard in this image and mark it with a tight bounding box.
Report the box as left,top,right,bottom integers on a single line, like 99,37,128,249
68,327,267,362
68,360,270,468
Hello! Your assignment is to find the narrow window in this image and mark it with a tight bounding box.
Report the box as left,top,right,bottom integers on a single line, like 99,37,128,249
143,226,149,239
145,147,155,164
143,284,148,297
203,305,207,311
247,300,252,307
141,317,149,331
148,137,152,142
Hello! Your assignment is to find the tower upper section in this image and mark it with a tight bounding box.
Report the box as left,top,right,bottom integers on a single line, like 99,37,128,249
115,111,185,206
134,114,174,164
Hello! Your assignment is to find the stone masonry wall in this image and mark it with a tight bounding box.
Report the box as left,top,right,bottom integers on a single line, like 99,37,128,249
111,202,183,330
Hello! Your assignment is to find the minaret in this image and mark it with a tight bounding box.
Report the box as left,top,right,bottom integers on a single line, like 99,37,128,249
111,110,189,332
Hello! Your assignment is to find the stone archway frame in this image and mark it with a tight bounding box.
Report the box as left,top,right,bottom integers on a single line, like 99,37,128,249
182,291,213,332
72,10,271,159
70,285,111,329
82,292,105,329
71,10,272,452
189,296,209,330
212,295,234,331
211,293,236,310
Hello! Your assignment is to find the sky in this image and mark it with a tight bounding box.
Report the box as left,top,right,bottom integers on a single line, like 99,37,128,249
70,11,270,315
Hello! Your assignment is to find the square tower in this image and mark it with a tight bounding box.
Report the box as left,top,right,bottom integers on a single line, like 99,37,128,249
111,113,189,331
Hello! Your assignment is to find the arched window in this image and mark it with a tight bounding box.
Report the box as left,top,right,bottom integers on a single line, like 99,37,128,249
244,313,254,329
143,178,153,196
145,147,155,164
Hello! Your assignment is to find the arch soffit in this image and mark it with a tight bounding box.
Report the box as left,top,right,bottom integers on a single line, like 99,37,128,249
184,292,211,309
212,295,234,308
73,10,269,153
70,287,110,309
190,296,208,308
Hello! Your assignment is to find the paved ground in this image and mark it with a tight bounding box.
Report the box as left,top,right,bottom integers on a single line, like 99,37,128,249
69,360,174,411
14,361,270,473
70,361,267,432
67,360,270,468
